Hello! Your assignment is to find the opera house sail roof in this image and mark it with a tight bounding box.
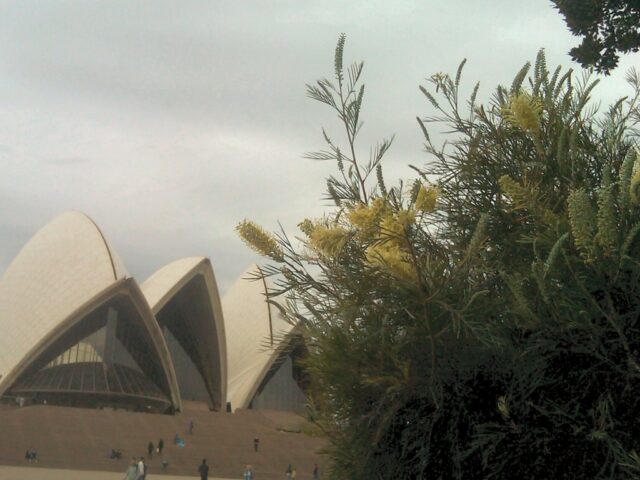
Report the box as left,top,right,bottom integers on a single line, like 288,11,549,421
0,212,179,411
142,257,227,411
0,212,305,414
222,264,300,411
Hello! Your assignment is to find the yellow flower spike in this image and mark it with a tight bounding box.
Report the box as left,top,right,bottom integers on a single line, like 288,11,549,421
379,209,415,243
347,203,377,231
631,167,640,205
346,198,390,241
567,189,596,262
396,208,416,227
236,220,284,262
596,183,617,255
298,218,315,236
497,396,510,420
366,242,417,283
415,184,439,213
503,92,543,136
379,213,401,237
309,225,349,257
431,72,447,83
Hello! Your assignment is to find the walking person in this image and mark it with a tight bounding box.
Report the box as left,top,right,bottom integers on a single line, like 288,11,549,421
198,458,210,480
254,437,260,452
285,463,292,479
136,457,145,480
147,441,154,459
123,458,137,480
25,447,38,463
243,464,254,480
291,466,297,479
188,419,195,434
313,463,320,480
157,438,164,455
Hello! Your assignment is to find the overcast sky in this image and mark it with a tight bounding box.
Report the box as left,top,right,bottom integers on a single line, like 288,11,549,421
0,1,638,292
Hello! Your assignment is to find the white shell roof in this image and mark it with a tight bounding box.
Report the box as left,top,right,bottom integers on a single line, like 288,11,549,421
223,264,294,410
0,211,128,391
142,257,207,313
141,256,228,409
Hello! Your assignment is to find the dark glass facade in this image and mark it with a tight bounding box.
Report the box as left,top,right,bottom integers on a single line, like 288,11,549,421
155,274,223,409
249,337,308,411
8,296,174,412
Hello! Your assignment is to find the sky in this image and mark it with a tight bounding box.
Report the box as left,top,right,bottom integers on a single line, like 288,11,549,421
0,1,638,293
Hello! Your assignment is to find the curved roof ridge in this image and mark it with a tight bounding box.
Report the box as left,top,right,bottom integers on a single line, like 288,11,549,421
141,256,207,312
223,264,295,411
75,211,127,280
0,211,130,385
141,256,227,411
256,265,274,346
81,213,119,281
0,277,182,411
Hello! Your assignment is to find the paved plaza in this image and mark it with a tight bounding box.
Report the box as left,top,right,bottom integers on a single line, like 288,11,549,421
0,465,234,479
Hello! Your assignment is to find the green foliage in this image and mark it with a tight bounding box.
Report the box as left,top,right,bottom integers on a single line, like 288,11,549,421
552,0,640,74
238,36,640,479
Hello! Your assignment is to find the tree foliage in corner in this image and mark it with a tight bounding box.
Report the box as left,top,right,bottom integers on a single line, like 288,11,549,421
238,35,640,479
552,0,640,74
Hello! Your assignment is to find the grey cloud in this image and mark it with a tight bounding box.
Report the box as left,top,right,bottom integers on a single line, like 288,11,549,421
0,1,637,290
42,157,92,166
